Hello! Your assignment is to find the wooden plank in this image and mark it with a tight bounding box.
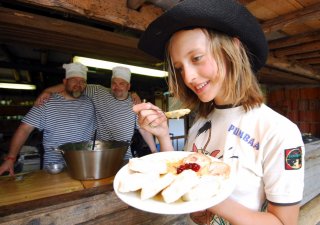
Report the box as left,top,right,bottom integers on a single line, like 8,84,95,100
266,55,320,80
258,66,319,84
261,2,320,33
302,141,320,205
268,30,320,49
0,182,114,217
84,205,188,225
0,170,83,207
0,7,159,68
13,0,163,31
0,192,129,225
273,41,320,57
81,176,114,189
299,194,320,225
0,190,186,225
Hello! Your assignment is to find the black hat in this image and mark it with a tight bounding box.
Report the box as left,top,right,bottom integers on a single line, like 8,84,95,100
138,0,268,72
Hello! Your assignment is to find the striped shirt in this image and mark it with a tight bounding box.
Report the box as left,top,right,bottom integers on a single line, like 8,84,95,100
85,84,136,159
22,93,96,167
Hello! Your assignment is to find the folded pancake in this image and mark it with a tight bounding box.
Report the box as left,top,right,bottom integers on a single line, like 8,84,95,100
118,172,158,193
182,175,222,201
128,157,168,174
141,172,176,200
165,108,191,119
161,169,200,203
208,161,230,178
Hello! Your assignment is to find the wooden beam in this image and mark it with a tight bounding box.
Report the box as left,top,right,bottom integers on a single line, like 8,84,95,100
272,41,320,57
261,2,320,34
10,0,163,31
258,66,319,84
0,7,160,68
267,55,320,80
288,51,320,60
1,0,319,86
268,31,320,50
298,57,320,65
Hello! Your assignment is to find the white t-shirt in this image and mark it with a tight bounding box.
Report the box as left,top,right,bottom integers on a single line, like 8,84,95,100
185,104,304,213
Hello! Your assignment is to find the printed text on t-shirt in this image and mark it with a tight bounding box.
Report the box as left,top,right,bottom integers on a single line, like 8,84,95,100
228,124,260,150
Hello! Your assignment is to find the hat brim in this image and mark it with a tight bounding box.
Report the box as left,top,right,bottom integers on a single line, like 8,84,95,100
138,0,268,72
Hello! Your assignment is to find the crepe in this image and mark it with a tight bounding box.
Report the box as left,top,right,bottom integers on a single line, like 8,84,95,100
208,161,230,178
118,152,231,204
141,173,175,200
161,170,200,203
165,108,191,119
182,175,222,201
128,157,168,174
118,172,158,192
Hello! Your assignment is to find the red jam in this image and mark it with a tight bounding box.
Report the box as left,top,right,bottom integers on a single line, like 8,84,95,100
176,163,201,174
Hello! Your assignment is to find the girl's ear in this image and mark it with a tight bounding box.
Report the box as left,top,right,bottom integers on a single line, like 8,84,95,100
233,37,240,48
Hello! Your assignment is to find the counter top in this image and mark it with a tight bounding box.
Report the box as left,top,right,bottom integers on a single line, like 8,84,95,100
0,144,319,225
0,170,114,208
0,169,187,225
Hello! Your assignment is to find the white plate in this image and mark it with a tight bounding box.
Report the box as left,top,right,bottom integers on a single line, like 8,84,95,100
113,151,235,215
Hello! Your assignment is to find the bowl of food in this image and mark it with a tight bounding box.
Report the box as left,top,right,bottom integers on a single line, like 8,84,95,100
45,163,65,174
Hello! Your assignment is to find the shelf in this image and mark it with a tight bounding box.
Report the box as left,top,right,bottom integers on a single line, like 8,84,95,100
0,105,31,116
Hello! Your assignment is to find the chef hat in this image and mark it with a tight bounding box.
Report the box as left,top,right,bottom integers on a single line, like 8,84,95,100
63,62,88,80
112,66,131,83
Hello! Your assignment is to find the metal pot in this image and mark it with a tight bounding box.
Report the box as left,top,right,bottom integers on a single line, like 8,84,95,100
57,140,129,180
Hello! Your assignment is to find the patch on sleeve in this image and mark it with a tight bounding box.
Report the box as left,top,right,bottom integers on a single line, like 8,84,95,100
285,147,302,170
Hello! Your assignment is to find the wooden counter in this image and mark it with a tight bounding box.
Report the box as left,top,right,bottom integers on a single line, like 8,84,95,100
0,170,187,225
1,140,319,225
0,170,84,207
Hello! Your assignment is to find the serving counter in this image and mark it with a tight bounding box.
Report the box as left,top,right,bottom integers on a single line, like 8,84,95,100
1,140,320,225
0,170,187,225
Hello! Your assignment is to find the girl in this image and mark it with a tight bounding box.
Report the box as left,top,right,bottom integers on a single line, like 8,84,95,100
133,0,304,224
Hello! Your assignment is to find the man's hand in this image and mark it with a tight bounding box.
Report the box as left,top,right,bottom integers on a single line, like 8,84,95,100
131,92,141,105
0,159,15,176
34,91,51,106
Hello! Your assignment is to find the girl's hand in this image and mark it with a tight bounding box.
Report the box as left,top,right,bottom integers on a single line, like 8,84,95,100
132,102,168,137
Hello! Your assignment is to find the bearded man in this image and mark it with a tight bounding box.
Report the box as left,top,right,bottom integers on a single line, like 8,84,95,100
0,62,96,176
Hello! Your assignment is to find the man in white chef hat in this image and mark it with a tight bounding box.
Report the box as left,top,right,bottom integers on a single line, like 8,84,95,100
109,66,157,159
0,62,96,176
62,62,88,99
35,64,157,160
110,66,132,100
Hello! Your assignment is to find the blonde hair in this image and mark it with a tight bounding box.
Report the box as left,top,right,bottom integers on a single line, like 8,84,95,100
165,28,264,118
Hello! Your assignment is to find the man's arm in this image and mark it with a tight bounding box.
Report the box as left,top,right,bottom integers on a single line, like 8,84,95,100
138,128,157,153
34,84,64,106
0,123,35,176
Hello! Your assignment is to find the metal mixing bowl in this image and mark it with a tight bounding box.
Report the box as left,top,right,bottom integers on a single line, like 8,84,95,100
45,163,65,174
57,140,128,180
